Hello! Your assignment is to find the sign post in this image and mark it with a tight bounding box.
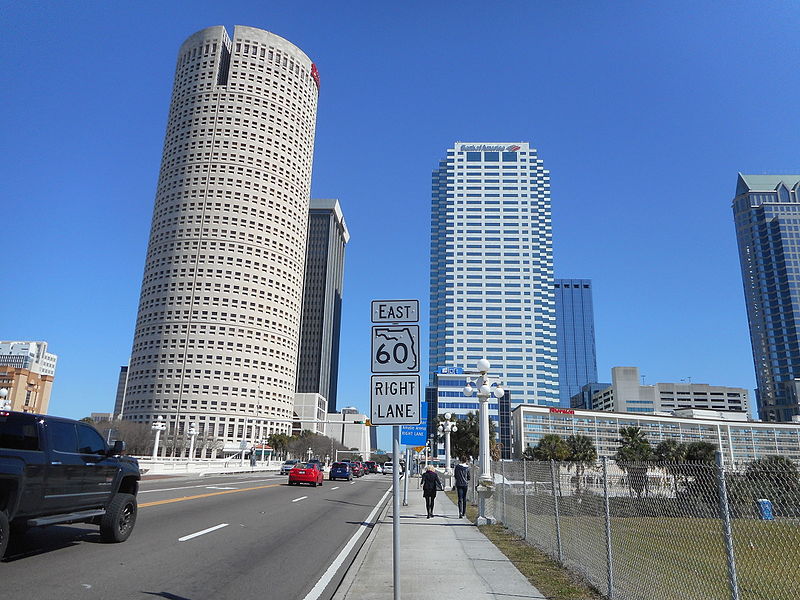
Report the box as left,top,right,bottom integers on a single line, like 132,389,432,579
370,299,420,600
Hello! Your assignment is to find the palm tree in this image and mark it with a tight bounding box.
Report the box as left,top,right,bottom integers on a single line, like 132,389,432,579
654,439,687,496
450,412,497,461
532,434,570,461
614,427,653,498
267,433,290,460
565,434,597,493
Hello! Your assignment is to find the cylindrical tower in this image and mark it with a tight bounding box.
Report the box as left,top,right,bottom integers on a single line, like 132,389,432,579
122,26,319,456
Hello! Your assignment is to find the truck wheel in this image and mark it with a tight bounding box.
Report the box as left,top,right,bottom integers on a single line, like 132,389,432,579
0,510,9,559
100,493,137,543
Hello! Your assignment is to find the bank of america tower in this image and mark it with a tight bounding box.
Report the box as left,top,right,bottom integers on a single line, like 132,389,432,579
429,142,558,407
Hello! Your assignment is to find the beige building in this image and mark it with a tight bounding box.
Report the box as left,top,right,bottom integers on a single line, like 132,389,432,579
121,26,320,455
0,366,54,414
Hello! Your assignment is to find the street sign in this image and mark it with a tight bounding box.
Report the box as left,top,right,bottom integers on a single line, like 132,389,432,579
370,375,421,425
371,299,419,323
401,401,427,445
371,325,419,373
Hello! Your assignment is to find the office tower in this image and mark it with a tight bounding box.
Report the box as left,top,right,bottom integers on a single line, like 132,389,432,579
555,279,598,407
113,366,128,419
0,341,57,414
121,26,320,454
296,199,349,412
429,142,558,407
733,174,800,421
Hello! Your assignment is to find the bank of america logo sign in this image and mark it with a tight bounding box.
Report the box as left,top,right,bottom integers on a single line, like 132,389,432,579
506,145,521,151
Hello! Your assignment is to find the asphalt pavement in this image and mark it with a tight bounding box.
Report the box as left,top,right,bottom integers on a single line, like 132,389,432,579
1,471,392,600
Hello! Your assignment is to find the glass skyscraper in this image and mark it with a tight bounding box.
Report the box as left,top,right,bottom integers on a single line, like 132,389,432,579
733,173,800,422
555,279,598,407
429,142,558,407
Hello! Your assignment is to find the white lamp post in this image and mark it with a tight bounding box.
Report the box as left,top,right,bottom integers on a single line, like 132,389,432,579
437,413,458,475
151,415,166,459
0,388,10,411
463,359,504,524
307,446,313,461
187,422,198,460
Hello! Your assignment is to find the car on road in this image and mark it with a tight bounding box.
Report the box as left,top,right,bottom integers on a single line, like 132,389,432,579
329,462,353,481
288,462,324,486
348,461,362,477
280,459,300,475
0,410,141,559
382,462,394,475
364,461,378,474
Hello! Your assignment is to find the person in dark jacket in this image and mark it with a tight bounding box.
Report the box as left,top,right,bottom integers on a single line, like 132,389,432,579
421,465,443,518
453,456,471,518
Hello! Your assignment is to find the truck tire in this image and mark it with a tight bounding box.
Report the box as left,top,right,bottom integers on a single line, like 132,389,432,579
100,493,137,543
0,510,9,559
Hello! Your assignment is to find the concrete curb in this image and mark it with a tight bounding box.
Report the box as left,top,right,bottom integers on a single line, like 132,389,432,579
331,483,395,599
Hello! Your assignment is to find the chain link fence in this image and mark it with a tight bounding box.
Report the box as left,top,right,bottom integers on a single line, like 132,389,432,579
484,454,800,600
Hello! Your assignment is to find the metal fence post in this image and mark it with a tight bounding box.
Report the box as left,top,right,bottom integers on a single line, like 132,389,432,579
523,459,528,540
602,457,615,600
716,451,741,600
550,459,563,563
501,459,506,524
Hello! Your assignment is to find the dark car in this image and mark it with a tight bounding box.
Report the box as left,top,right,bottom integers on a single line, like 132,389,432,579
364,460,378,474
329,462,352,481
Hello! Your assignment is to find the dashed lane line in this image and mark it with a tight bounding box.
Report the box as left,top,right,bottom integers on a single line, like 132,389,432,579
292,496,308,503
178,523,229,542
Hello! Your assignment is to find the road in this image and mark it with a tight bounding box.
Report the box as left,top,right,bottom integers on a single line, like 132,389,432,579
1,471,392,600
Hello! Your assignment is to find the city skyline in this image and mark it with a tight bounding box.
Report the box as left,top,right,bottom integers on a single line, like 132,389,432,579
2,3,796,451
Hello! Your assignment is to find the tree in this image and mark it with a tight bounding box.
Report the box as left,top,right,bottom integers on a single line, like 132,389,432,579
531,434,570,461
654,439,687,496
684,441,717,464
565,434,597,492
79,417,95,424
267,433,290,460
450,412,497,461
614,427,653,498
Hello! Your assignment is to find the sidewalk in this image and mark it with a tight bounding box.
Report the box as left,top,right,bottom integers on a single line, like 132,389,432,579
334,476,545,599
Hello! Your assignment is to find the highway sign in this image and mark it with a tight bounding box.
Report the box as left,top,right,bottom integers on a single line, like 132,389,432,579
371,325,419,373
370,375,421,425
371,299,419,323
401,401,427,445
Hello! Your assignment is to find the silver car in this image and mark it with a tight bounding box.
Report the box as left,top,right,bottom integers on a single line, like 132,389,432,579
280,459,299,475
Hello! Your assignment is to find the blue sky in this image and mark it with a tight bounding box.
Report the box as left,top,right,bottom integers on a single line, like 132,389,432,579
2,2,798,451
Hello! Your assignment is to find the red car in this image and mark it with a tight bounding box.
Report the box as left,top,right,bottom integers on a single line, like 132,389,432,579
288,462,324,486
351,461,365,477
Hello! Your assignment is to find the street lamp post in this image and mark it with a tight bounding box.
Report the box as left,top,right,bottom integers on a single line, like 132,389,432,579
188,422,198,460
463,359,504,525
307,447,313,462
438,413,458,476
0,388,10,411
151,416,166,459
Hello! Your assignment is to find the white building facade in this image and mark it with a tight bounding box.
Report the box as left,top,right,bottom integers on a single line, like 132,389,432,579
121,26,320,454
513,404,800,464
429,142,558,407
0,341,58,376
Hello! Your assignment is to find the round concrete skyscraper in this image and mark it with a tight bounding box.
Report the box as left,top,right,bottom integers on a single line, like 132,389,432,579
122,26,319,456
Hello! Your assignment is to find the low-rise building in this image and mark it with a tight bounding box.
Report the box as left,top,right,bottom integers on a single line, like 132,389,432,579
512,404,800,464
292,393,328,435
324,408,370,459
0,341,57,414
573,367,749,415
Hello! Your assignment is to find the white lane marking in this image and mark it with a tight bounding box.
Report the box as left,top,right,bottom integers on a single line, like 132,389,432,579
350,481,356,485
331,486,339,490
178,523,229,542
205,486,237,490
302,485,393,600
292,496,308,503
140,478,274,494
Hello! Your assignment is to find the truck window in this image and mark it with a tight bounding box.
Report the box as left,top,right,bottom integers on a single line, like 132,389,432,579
77,424,106,454
49,421,79,453
0,414,40,451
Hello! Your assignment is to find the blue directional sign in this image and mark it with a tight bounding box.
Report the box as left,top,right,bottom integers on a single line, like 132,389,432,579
401,401,428,446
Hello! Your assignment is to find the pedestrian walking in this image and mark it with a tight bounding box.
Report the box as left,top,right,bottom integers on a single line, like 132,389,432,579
421,465,444,518
454,456,470,518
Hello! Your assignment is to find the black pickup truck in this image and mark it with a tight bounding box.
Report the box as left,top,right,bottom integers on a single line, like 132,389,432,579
0,410,140,559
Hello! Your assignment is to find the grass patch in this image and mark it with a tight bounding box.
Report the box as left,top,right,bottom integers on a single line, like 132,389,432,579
445,491,602,600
